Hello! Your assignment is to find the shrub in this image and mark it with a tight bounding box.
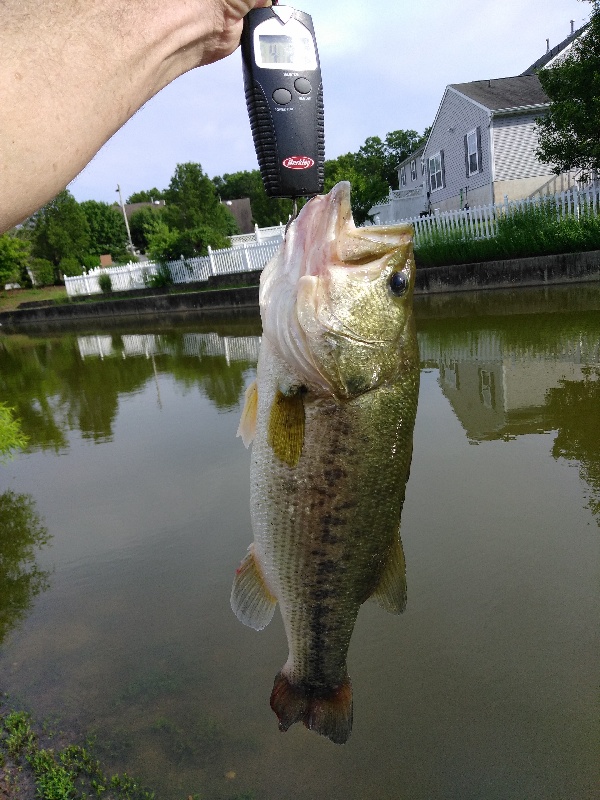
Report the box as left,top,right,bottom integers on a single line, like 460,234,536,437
81,254,100,270
145,263,172,288
58,256,83,277
98,272,112,293
414,200,600,267
29,258,56,287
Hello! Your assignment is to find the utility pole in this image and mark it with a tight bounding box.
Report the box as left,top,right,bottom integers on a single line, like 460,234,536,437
115,184,135,256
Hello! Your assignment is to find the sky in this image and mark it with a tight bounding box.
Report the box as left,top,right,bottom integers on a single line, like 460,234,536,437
68,0,590,204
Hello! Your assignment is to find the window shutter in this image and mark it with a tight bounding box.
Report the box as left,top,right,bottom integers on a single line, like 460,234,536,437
440,150,446,187
464,135,469,178
426,158,432,192
476,126,483,172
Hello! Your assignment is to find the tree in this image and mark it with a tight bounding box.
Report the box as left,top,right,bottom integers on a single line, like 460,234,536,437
0,490,50,645
213,170,296,227
79,200,128,260
146,220,230,262
30,190,90,268
129,205,165,252
0,233,31,285
163,162,238,236
324,129,429,224
536,4,600,178
126,188,166,204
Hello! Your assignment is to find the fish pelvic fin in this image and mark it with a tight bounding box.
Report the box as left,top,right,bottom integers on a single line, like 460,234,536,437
230,545,277,631
270,672,353,745
237,380,258,447
368,536,407,615
267,388,305,468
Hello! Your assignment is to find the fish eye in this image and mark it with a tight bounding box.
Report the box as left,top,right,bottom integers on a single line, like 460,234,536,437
389,271,407,296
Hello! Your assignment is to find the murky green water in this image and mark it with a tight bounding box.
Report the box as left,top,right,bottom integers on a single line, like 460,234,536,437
0,286,598,800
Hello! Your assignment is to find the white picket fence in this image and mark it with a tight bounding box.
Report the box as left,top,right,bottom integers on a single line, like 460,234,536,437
396,184,600,247
230,223,286,247
65,236,283,297
65,184,600,297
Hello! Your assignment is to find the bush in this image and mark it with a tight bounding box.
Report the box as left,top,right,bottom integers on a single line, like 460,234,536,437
98,272,112,293
414,200,600,267
81,254,100,270
29,258,56,287
145,263,172,288
58,256,83,277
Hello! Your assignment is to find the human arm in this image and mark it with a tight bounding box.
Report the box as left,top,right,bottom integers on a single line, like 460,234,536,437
0,0,271,232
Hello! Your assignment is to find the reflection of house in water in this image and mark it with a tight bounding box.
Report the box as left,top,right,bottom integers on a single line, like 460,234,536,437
77,333,261,365
419,330,600,441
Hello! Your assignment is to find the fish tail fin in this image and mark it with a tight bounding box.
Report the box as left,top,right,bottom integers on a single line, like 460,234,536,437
270,671,353,745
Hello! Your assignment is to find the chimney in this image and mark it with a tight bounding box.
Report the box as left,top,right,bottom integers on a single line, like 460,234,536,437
570,20,575,34
546,38,550,52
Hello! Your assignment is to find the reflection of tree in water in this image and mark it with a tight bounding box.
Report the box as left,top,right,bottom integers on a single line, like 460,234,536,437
0,333,256,449
545,370,600,520
169,356,253,411
0,491,51,644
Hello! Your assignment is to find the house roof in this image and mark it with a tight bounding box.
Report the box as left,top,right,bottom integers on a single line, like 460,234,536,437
521,22,589,75
449,75,549,112
396,143,425,170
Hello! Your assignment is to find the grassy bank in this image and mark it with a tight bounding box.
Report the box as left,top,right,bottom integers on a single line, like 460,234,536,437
0,287,68,314
414,201,600,268
0,699,255,800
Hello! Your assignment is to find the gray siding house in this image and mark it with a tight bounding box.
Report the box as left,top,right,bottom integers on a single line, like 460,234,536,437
370,23,587,221
423,75,559,212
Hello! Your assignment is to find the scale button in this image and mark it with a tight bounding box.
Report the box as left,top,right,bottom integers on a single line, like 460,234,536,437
273,88,292,105
294,78,312,94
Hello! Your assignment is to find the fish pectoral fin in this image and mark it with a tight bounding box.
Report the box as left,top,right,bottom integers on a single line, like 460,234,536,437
267,389,305,468
230,545,277,631
237,380,258,447
368,537,407,615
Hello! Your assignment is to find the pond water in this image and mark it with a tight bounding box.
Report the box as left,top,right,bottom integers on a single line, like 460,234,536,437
0,285,598,800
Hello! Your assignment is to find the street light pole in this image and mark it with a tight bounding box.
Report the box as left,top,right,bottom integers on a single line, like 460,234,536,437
116,184,135,257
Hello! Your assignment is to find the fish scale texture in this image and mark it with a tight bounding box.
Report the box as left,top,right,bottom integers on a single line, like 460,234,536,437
250,339,419,693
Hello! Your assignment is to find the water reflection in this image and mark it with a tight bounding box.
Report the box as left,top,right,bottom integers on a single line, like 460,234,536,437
0,329,261,449
0,490,51,644
419,310,600,517
0,292,597,800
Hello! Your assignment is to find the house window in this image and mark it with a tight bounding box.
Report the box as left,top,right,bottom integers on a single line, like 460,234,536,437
400,166,406,187
465,127,482,175
428,152,444,192
410,160,417,182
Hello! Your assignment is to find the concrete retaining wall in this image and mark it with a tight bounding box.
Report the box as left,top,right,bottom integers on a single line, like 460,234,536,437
415,249,600,293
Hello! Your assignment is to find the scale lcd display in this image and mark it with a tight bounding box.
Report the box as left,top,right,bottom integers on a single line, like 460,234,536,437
258,34,315,68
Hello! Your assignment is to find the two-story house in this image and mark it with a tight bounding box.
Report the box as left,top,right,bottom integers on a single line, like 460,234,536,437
370,22,587,222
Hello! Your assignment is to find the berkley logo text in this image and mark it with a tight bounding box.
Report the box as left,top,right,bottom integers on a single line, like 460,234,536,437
282,156,315,170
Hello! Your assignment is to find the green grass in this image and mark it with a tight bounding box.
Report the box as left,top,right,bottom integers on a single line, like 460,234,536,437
0,285,68,313
414,201,600,267
0,708,154,800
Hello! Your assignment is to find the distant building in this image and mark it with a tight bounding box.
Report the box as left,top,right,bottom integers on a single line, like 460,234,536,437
370,22,588,222
221,198,253,234
120,200,166,219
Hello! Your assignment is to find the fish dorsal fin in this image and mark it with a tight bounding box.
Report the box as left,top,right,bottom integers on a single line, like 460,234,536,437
237,380,258,447
231,545,277,630
368,537,407,615
267,389,305,468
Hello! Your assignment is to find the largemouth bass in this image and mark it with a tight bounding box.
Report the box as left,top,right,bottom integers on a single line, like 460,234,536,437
232,181,419,744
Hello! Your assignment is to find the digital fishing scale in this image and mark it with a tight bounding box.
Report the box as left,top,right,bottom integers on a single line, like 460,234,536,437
241,2,324,202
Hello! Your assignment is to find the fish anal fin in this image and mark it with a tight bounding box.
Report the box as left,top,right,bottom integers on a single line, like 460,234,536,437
270,671,353,745
230,545,276,631
237,380,258,447
368,537,407,615
267,389,305,468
